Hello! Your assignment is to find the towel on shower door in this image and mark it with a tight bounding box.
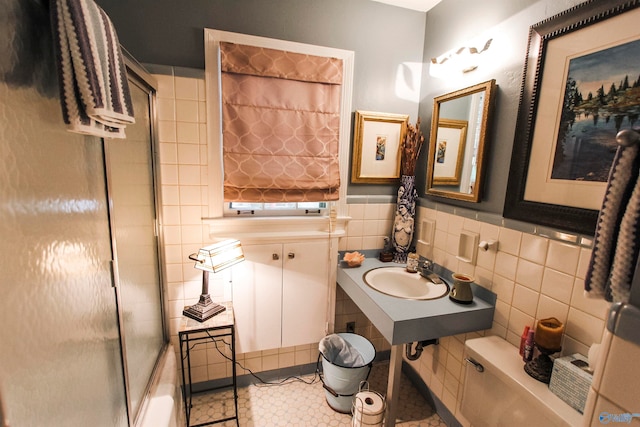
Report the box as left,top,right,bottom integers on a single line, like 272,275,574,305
585,141,640,303
50,0,134,138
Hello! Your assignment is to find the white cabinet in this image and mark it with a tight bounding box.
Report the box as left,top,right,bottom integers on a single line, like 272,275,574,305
281,241,330,348
231,243,282,353
231,240,330,354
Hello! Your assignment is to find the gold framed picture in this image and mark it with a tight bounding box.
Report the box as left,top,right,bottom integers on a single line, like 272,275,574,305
351,110,409,184
432,118,468,185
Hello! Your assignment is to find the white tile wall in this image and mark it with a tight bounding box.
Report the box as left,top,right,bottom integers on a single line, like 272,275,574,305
154,69,625,424
341,202,393,252
155,71,319,383
335,205,613,422
584,329,640,426
420,207,613,420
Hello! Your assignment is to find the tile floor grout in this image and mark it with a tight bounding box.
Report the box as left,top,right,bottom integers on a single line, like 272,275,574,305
188,361,447,426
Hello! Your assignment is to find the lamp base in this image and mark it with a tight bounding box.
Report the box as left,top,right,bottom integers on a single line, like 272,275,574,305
183,294,226,322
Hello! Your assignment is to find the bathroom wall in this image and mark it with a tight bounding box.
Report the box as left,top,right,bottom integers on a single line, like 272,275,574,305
408,0,625,422
98,0,635,424
584,322,640,426
98,0,428,382
97,0,426,198
152,74,611,417
152,68,327,381
151,64,401,376
336,204,611,422
415,0,588,214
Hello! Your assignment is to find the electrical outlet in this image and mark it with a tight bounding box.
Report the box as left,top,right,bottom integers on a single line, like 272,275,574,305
346,321,355,333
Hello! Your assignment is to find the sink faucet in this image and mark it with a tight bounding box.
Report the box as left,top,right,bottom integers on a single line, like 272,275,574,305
419,260,434,277
419,260,444,284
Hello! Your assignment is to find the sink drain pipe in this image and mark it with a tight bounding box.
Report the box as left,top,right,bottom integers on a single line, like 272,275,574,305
405,339,439,360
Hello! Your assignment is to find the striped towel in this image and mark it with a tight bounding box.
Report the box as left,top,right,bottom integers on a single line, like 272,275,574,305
50,0,134,138
585,142,640,303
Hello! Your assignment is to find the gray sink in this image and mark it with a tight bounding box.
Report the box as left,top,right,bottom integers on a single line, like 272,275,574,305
363,267,449,300
337,258,495,345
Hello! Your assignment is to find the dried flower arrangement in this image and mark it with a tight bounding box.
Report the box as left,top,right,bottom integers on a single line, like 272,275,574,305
401,118,425,176
391,117,425,263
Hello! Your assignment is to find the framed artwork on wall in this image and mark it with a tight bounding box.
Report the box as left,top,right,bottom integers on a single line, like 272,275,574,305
351,110,408,184
433,118,468,185
504,0,640,235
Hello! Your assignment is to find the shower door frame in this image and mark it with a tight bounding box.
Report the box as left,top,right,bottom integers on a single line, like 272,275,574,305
103,54,170,425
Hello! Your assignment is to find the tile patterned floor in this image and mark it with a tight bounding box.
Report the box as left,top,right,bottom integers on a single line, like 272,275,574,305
189,361,447,426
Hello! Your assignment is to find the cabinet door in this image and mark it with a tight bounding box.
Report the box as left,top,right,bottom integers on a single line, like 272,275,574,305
232,243,283,353
282,240,330,347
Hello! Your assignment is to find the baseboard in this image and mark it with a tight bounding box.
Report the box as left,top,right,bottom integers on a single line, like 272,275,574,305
401,360,462,427
192,349,392,392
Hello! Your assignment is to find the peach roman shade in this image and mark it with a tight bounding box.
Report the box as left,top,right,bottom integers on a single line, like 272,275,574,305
220,42,343,202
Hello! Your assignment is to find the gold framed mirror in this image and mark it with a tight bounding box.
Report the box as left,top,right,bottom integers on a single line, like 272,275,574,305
426,79,496,202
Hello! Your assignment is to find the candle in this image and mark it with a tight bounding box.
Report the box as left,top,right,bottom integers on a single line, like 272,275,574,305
535,317,564,351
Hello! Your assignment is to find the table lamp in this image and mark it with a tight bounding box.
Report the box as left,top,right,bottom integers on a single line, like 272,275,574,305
183,239,244,322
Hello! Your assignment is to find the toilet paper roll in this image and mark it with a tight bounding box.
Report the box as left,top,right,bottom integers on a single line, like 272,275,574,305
353,391,385,427
588,343,601,373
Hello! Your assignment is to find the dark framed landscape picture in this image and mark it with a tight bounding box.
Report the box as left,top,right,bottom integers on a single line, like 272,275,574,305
549,40,640,183
504,0,640,235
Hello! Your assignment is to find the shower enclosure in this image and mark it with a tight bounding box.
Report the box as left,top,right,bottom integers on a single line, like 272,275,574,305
106,58,167,424
0,4,167,423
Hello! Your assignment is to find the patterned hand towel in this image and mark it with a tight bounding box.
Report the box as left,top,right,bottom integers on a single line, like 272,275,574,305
585,141,640,303
50,0,134,138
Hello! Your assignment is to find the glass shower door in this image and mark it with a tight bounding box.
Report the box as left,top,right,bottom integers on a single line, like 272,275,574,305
0,70,128,427
104,73,165,423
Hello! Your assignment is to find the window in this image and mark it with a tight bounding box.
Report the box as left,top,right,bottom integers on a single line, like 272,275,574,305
225,201,328,216
220,41,342,203
204,30,354,219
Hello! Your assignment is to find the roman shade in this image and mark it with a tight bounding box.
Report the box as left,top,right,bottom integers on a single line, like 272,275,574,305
220,42,343,202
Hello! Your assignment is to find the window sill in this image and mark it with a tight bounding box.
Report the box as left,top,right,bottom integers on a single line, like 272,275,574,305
203,215,349,243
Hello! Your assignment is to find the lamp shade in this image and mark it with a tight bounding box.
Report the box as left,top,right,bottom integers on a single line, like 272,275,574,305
193,239,245,273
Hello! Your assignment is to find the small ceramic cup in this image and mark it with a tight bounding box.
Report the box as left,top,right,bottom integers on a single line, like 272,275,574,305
406,253,419,273
450,273,474,304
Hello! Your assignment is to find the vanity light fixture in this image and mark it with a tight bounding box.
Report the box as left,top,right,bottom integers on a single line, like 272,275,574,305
430,38,492,77
183,239,245,322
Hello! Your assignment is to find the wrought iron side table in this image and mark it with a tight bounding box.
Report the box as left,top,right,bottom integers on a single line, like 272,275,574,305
178,301,238,426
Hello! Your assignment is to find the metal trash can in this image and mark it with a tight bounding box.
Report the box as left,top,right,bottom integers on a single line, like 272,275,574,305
318,333,376,413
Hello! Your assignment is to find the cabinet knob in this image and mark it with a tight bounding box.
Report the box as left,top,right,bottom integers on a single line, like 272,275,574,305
272,253,280,260
288,252,295,259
